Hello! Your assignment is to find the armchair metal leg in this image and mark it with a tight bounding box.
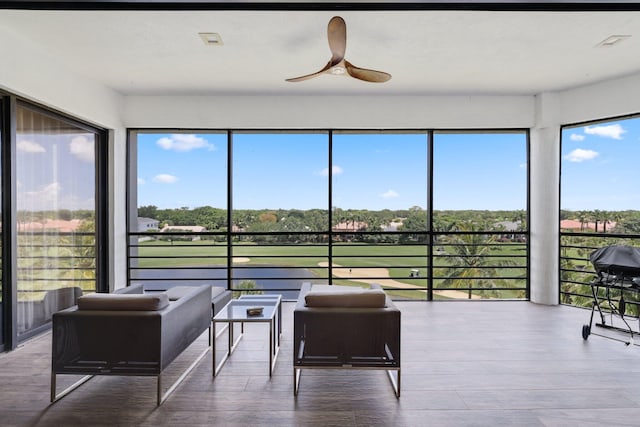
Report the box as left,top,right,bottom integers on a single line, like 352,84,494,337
293,367,301,396
386,369,400,398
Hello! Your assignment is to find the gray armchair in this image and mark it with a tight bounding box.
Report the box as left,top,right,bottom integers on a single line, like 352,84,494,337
293,283,401,397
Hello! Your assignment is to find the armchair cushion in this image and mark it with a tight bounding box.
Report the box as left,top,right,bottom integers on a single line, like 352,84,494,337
77,293,169,311
304,286,386,308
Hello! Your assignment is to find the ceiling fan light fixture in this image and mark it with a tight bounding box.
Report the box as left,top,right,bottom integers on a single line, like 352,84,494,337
596,34,631,47
285,16,391,83
199,32,223,46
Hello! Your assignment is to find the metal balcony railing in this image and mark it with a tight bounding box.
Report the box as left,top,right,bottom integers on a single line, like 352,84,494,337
128,230,529,301
560,232,640,314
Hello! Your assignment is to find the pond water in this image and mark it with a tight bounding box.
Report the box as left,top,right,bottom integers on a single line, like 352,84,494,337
133,266,319,300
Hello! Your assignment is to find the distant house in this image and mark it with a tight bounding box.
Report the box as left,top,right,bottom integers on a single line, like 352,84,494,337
161,224,207,241
495,221,520,231
494,220,523,241
137,217,159,232
382,220,404,232
560,219,616,232
332,221,368,232
20,219,82,233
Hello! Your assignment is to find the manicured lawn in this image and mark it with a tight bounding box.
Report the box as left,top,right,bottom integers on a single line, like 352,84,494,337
133,239,528,298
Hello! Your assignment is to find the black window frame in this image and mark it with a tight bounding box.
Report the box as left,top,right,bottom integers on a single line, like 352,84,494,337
0,92,109,349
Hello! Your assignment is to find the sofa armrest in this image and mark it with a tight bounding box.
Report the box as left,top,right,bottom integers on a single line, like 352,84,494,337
160,285,212,369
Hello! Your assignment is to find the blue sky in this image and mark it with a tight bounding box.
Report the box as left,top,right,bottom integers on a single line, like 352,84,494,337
137,122,640,212
16,132,96,212
561,117,640,211
137,131,530,211
15,118,639,214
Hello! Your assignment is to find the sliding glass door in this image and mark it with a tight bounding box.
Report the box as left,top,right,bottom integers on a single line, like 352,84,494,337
15,103,100,338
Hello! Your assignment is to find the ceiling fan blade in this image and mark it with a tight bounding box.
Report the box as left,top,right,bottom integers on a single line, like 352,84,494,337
327,16,347,64
285,61,332,82
345,61,392,83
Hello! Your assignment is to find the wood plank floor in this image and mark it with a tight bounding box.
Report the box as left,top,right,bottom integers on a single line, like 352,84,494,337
2,301,640,426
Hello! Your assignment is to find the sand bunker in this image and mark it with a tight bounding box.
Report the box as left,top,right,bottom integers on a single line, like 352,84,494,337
318,261,480,299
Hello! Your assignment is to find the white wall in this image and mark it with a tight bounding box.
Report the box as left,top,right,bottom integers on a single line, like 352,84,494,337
123,95,535,129
530,93,561,305
0,26,128,291
559,73,640,125
0,26,124,130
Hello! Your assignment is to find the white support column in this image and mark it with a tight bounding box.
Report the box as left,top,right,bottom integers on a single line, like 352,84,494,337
529,93,561,305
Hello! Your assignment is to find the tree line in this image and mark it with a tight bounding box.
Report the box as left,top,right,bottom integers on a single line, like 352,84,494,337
137,204,531,234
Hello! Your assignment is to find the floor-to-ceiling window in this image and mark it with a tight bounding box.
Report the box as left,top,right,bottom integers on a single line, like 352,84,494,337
128,131,228,290
128,129,529,300
331,132,429,299
15,102,105,340
560,114,640,309
231,132,329,299
432,131,529,299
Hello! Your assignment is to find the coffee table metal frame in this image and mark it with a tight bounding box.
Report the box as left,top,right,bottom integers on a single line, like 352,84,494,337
212,296,282,377
238,294,282,346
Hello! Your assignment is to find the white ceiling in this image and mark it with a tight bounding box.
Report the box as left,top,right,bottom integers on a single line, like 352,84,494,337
1,9,640,96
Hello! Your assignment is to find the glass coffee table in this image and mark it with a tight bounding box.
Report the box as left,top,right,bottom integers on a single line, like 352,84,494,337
212,295,282,377
238,294,282,346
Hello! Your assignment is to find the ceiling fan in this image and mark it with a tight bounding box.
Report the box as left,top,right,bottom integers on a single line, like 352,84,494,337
286,16,392,83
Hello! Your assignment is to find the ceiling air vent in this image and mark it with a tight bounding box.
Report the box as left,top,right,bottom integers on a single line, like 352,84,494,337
199,32,223,46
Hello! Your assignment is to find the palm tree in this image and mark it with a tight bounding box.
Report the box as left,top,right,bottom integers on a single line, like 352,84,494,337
578,210,588,232
600,210,611,233
593,209,602,233
439,220,517,299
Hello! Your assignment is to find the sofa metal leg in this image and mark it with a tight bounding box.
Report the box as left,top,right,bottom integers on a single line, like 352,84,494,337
157,343,211,405
50,371,93,403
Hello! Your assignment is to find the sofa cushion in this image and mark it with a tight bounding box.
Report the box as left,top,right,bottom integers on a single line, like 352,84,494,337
164,286,196,301
305,287,386,308
77,293,170,311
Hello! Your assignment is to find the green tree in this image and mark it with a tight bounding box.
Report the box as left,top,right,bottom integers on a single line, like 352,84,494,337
138,205,158,218
232,280,264,298
439,220,516,299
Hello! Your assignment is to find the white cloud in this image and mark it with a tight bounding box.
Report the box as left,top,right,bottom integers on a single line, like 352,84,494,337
153,174,178,184
18,182,61,211
320,165,343,176
18,181,94,211
570,134,585,142
156,134,215,152
380,189,399,199
69,136,94,163
584,124,625,140
565,148,599,162
138,178,146,185
23,182,61,199
17,139,46,153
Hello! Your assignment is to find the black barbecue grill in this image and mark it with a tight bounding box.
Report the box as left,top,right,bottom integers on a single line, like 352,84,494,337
582,245,640,345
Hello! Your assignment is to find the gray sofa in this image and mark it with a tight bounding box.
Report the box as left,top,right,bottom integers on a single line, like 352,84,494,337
51,283,212,405
293,283,401,397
